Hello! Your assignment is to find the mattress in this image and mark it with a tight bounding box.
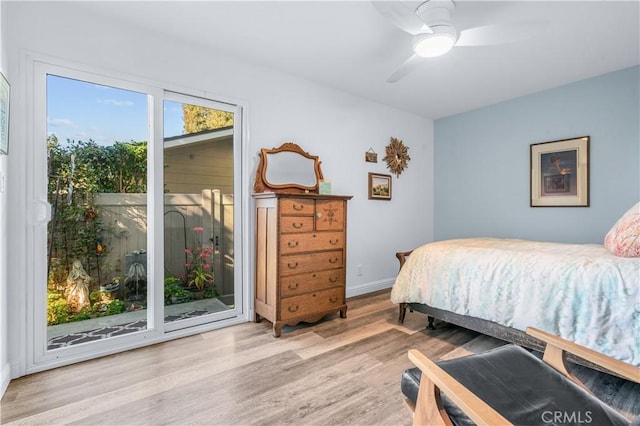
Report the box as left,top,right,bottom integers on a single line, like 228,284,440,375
390,238,640,366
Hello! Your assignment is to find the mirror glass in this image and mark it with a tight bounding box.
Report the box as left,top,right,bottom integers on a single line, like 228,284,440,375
264,151,319,188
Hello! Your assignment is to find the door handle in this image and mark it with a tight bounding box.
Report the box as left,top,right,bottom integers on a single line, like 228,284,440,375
33,199,52,225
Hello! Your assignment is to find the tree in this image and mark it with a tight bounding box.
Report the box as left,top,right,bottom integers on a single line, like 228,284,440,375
183,104,233,134
48,136,147,194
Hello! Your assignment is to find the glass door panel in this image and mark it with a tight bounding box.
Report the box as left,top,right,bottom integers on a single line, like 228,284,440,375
162,99,235,326
46,74,149,350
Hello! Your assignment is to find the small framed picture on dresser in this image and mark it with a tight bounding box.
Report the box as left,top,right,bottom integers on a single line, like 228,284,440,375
368,172,392,200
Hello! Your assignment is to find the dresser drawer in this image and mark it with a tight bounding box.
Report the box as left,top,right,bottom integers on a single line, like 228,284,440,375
280,250,343,276
280,232,344,254
280,269,344,297
280,216,314,234
315,200,345,231
280,287,344,320
280,198,314,215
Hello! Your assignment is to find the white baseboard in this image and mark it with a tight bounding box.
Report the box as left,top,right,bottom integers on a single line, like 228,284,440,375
346,278,394,298
0,361,10,400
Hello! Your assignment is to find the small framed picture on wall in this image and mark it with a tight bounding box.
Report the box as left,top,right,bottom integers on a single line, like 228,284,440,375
368,172,392,200
530,136,589,207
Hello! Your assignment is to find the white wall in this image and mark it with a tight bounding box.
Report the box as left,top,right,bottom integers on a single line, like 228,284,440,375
2,2,434,383
0,0,10,400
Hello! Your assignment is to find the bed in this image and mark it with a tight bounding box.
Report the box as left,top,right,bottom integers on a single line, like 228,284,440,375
391,237,640,368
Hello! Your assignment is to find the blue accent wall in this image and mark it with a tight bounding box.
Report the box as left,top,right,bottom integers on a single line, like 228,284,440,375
434,66,639,244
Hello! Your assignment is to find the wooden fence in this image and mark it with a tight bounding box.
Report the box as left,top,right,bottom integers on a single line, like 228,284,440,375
93,190,234,300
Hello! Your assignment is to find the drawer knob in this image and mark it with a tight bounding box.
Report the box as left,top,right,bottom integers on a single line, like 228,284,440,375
287,241,299,248
329,239,339,245
329,257,339,264
293,204,304,211
316,212,322,218
292,222,303,229
288,282,299,290
329,276,338,283
329,296,338,303
288,304,299,313
287,262,299,269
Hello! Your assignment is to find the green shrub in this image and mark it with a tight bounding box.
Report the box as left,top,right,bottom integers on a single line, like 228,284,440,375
70,305,93,322
204,284,219,299
106,299,125,315
47,292,71,326
164,279,193,305
89,290,101,304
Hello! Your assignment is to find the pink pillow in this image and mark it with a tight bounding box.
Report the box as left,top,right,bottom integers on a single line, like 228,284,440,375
604,201,640,257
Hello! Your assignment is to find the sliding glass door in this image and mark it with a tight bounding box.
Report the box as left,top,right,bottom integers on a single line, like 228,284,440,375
45,73,151,350
162,93,240,331
30,61,244,369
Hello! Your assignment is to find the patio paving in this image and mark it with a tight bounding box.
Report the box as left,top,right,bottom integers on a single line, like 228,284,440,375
47,298,231,350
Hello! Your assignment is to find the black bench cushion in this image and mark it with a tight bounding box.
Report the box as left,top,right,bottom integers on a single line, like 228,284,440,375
401,344,631,426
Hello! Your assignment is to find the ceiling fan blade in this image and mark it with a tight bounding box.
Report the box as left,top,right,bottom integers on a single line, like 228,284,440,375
387,54,424,83
372,1,433,35
456,21,546,46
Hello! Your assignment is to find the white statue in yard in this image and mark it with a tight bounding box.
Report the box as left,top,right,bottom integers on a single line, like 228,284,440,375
66,259,91,309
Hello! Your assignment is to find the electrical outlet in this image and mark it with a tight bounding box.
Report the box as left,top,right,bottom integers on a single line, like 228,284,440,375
357,264,363,276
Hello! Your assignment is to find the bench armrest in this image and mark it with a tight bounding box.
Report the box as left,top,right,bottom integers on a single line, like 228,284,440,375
526,327,640,384
408,349,512,426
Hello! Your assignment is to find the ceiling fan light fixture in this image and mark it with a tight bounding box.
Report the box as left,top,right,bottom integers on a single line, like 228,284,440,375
413,26,457,58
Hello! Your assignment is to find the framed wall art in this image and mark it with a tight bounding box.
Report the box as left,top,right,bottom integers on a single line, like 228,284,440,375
530,136,589,207
368,172,392,200
0,72,9,155
365,147,378,163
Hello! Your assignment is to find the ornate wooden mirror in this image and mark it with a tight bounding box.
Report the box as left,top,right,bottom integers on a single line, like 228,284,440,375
253,142,324,193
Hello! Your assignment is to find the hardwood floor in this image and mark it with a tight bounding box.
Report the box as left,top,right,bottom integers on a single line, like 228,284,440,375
2,290,639,425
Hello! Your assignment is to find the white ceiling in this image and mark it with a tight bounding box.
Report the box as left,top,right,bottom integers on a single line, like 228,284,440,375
76,1,639,119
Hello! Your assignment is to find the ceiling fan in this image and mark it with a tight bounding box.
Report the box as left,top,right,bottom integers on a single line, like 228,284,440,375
373,0,542,82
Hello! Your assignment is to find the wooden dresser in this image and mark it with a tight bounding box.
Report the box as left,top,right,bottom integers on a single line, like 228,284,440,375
254,192,352,337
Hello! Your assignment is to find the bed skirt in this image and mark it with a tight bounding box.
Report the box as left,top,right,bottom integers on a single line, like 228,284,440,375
399,302,614,376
